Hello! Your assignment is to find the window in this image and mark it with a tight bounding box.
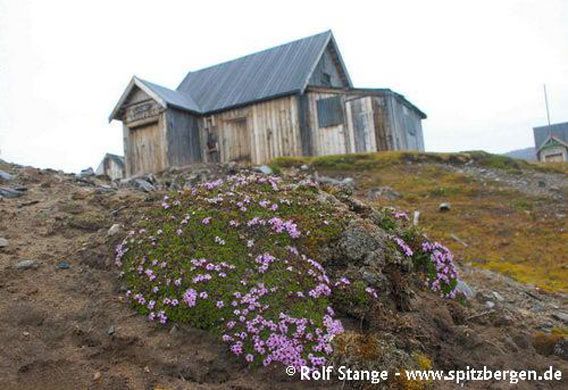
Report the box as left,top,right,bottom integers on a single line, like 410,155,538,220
317,96,343,128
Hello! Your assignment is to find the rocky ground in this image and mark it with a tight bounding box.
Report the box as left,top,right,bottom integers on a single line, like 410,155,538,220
451,163,568,201
1,159,568,389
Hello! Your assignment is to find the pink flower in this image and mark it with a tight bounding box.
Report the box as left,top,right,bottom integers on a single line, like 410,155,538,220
365,287,378,299
183,288,197,307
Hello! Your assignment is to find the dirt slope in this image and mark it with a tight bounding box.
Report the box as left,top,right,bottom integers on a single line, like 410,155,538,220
1,156,568,389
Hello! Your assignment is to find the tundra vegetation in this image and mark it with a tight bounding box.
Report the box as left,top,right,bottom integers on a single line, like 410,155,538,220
273,151,568,292
117,172,459,371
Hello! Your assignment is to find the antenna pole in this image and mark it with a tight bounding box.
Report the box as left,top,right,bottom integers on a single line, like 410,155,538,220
544,84,551,126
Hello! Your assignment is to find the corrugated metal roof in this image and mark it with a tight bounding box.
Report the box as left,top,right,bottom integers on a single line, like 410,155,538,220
177,31,336,113
533,122,568,149
137,78,201,113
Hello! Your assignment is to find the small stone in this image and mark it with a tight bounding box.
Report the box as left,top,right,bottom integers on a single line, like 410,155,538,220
485,301,496,309
492,291,505,302
23,331,30,337
107,224,122,236
56,261,70,270
255,165,273,175
133,179,155,192
0,187,25,198
552,312,568,324
0,237,8,248
14,260,38,270
144,366,150,373
439,203,451,212
455,279,475,299
169,324,178,335
494,314,513,326
367,186,401,201
317,176,355,188
553,339,568,360
93,371,101,381
107,325,115,336
300,164,309,171
145,174,157,185
0,170,13,181
538,322,554,331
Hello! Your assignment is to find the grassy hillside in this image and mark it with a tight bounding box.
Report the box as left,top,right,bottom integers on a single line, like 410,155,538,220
273,151,568,293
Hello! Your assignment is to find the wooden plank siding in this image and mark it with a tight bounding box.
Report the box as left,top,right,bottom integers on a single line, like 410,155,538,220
383,94,425,151
166,108,202,167
345,96,377,153
305,90,351,156
120,87,169,177
124,116,168,177
117,86,425,177
201,95,301,165
371,97,392,150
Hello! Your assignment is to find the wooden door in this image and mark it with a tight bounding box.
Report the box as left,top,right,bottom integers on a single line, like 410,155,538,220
222,118,252,162
129,121,166,176
346,97,376,153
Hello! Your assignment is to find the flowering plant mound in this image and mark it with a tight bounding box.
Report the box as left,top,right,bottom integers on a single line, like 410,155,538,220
116,173,358,370
116,174,461,370
379,209,460,298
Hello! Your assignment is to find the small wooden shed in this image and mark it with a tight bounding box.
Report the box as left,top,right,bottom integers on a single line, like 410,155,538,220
533,122,568,162
110,31,427,177
95,153,125,180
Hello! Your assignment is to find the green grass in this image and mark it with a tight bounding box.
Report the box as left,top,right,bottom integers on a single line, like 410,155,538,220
273,150,568,175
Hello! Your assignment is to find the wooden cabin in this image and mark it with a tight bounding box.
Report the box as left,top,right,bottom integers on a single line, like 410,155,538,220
95,153,125,180
109,31,427,177
533,122,568,162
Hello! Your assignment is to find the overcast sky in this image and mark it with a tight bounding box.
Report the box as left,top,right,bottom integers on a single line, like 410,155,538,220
1,0,567,172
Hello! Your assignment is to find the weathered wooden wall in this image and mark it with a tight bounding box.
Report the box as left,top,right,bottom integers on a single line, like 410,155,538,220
307,45,350,88
345,96,377,153
201,96,301,164
303,88,425,156
305,90,350,156
95,156,124,180
166,108,202,167
371,97,392,150
123,117,168,177
117,85,424,177
120,87,168,177
384,94,425,151
297,95,313,156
